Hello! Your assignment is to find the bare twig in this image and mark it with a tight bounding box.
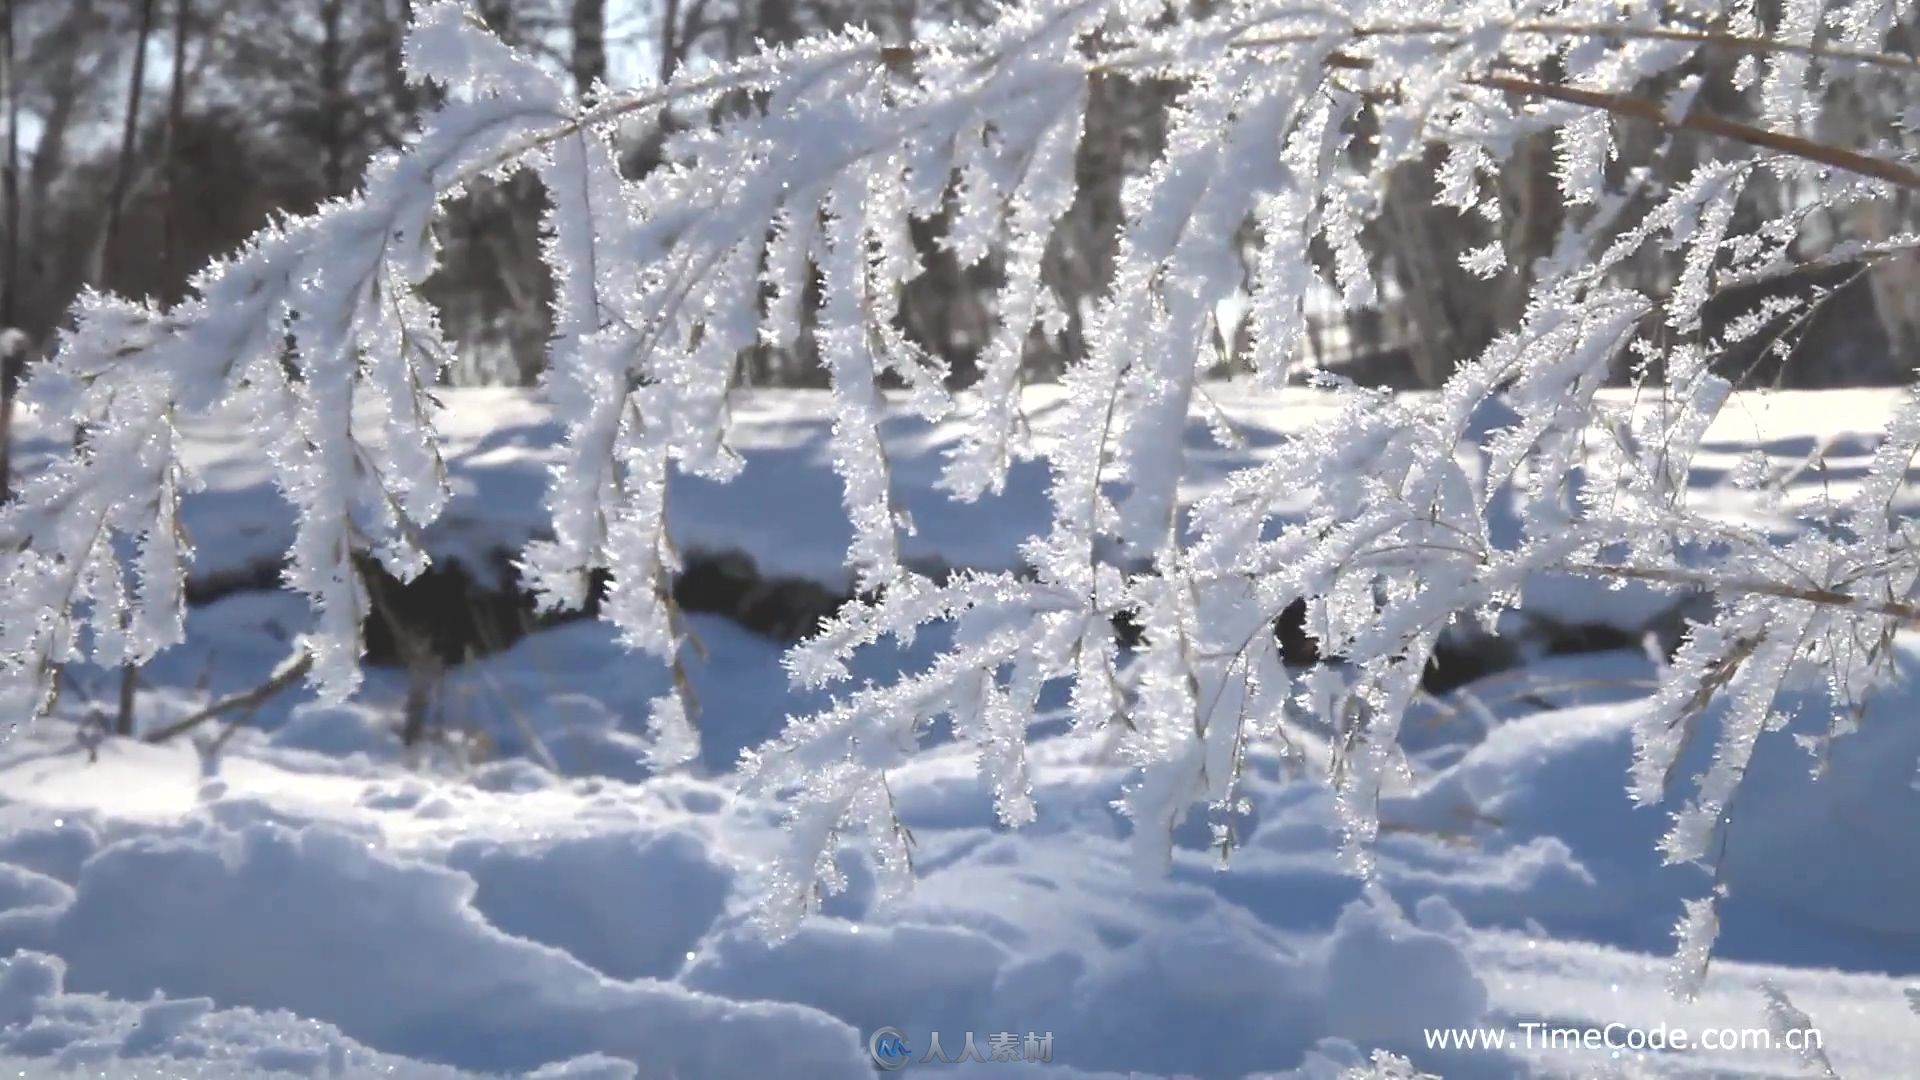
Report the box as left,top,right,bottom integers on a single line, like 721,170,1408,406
1559,561,1920,625
1476,73,1920,192
142,651,313,744
1514,19,1920,75
1234,20,1920,76
462,643,562,775
1226,20,1920,191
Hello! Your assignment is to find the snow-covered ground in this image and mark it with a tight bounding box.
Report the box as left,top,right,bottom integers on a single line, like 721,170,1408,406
5,385,1920,1078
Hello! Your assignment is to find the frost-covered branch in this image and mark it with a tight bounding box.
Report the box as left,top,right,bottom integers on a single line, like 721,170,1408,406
6,0,1920,986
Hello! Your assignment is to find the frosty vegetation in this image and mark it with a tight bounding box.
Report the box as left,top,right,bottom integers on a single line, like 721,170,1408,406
2,0,1917,994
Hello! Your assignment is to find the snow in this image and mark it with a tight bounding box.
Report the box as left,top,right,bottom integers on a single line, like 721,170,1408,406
2,678,1917,1078
5,649,1920,1077
6,386,1920,1077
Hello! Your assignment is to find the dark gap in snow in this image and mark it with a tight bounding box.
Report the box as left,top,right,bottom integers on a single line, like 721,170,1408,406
668,550,850,643
1421,633,1523,697
1109,597,1323,668
1532,618,1645,658
182,549,1708,702
182,548,872,671
356,553,565,668
356,549,864,666
1422,597,1710,698
1099,594,1703,697
182,562,287,605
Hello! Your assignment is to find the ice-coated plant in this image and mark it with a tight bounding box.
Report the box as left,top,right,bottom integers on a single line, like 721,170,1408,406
2,0,1918,990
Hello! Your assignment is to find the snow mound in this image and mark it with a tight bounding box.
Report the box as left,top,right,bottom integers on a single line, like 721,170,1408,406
0,806,867,1078
1396,641,1920,971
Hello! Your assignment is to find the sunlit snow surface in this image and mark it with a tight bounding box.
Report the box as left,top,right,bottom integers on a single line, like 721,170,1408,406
4,385,1919,1078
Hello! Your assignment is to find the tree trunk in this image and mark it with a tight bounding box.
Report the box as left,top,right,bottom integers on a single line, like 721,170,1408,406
317,0,348,197
162,0,191,295
106,0,160,737
570,0,605,97
0,0,19,504
99,0,159,287
658,0,681,82
26,1,93,232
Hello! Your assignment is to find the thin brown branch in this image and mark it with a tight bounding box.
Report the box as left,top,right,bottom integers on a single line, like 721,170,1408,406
1233,20,1920,76
1558,561,1920,625
1476,72,1920,192
1514,20,1920,75
143,651,314,744
1226,19,1920,191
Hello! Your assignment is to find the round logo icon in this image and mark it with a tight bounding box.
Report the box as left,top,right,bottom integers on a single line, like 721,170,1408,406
869,1026,913,1071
